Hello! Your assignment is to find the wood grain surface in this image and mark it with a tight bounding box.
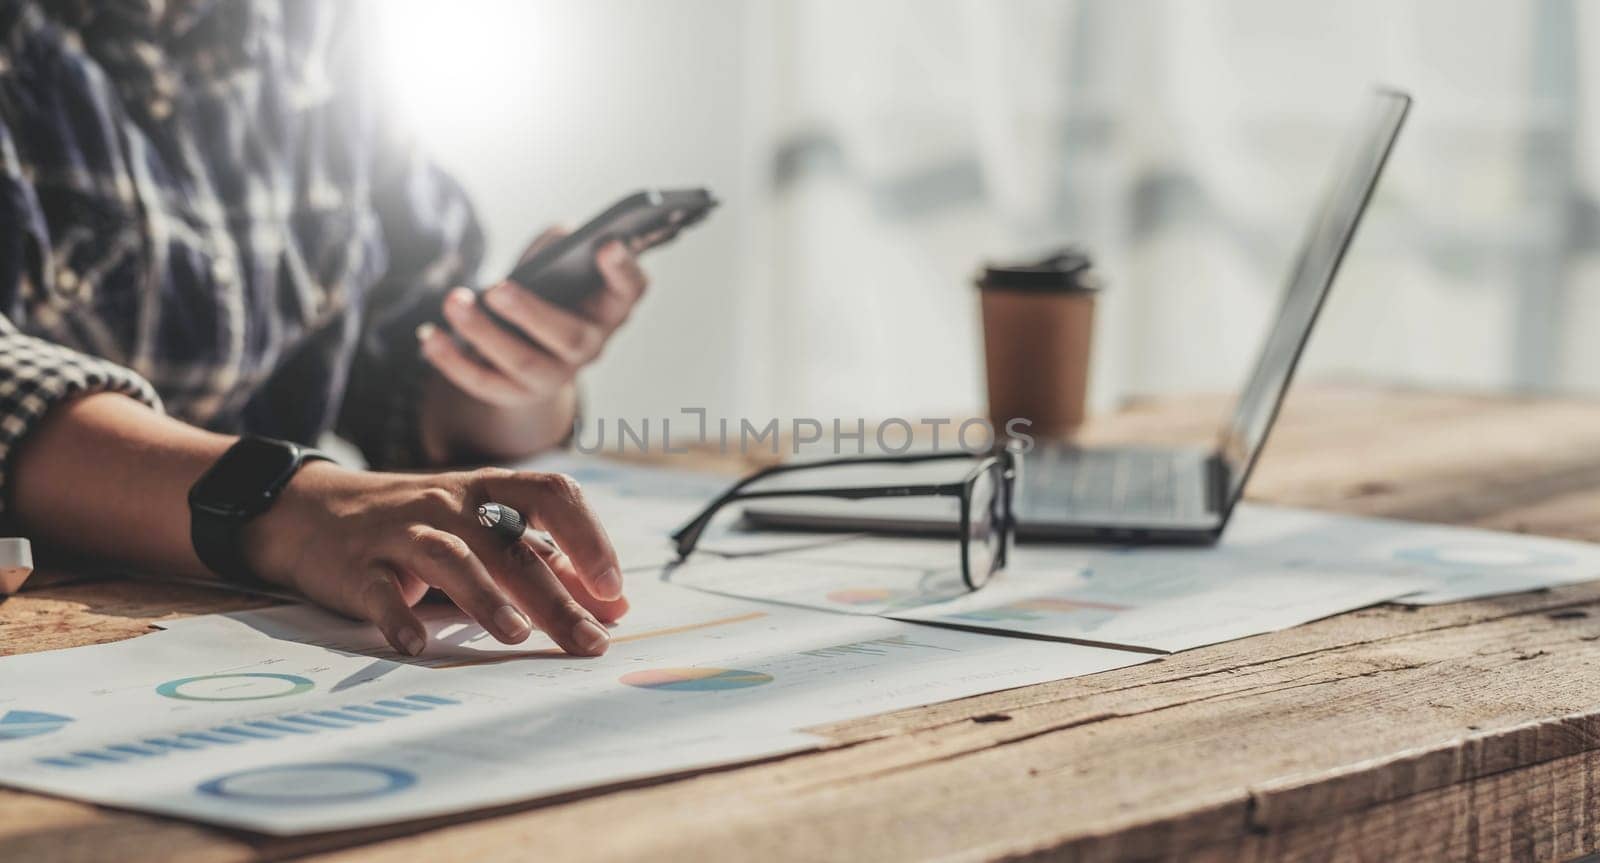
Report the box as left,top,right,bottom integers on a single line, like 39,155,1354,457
6,383,1600,863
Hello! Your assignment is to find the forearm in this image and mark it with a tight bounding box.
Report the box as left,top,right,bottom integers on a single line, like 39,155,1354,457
5,389,626,658
9,392,234,578
417,371,578,466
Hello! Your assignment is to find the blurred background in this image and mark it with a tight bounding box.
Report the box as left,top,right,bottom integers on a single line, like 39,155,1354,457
374,0,1600,427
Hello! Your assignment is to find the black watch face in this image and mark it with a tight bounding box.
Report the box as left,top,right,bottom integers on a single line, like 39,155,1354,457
191,439,301,516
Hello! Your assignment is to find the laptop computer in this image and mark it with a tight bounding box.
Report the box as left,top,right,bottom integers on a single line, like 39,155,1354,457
743,88,1411,545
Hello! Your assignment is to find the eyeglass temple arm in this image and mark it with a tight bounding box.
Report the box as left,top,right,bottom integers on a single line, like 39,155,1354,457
670,483,963,559
669,453,977,558
671,452,973,540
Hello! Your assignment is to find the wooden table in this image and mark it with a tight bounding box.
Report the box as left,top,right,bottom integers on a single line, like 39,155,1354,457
8,383,1600,862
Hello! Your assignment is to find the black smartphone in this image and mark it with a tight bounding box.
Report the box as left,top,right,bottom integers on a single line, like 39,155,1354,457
492,188,718,311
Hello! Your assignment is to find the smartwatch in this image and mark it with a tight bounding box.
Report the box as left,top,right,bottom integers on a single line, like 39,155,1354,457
188,436,333,583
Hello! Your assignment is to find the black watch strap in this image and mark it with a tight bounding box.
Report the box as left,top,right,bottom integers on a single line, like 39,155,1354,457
189,437,333,584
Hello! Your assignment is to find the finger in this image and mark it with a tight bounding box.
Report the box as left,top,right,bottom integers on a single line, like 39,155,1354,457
417,322,529,406
440,288,576,391
482,534,612,656
482,282,608,365
394,525,535,645
598,240,648,303
357,566,429,657
518,224,572,266
526,533,629,624
478,470,624,601
584,242,648,328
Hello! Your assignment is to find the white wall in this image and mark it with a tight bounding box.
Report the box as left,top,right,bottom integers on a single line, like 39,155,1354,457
377,0,768,422
380,0,1600,435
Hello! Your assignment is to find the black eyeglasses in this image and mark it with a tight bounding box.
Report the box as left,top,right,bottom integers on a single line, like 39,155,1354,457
670,450,1016,591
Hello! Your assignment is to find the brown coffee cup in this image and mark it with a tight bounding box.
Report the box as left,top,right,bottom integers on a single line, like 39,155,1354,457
977,250,1099,440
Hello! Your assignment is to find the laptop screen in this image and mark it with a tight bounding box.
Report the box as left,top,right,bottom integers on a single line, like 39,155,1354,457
1216,89,1411,514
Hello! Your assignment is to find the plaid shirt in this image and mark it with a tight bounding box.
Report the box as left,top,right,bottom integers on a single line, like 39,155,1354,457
0,0,483,510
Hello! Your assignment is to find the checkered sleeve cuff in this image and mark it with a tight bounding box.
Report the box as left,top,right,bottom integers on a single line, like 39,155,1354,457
0,333,162,511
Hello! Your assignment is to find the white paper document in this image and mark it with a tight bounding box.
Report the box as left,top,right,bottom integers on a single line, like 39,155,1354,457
894,553,1421,652
155,576,764,670
0,619,815,834
666,536,1425,653
2,582,1144,834
666,500,1600,635
15,455,1589,836
522,454,1600,605
1220,504,1600,604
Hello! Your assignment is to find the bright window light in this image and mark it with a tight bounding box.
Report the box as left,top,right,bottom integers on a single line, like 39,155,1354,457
374,0,575,148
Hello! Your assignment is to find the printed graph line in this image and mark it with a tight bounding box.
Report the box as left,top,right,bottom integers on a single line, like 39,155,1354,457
34,694,461,770
621,667,774,691
949,597,1132,624
800,634,960,658
422,612,770,669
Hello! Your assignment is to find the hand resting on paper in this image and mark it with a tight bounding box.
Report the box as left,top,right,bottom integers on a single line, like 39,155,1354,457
13,394,629,662
241,461,629,658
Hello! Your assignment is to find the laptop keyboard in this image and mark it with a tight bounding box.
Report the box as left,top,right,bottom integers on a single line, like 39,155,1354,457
1022,448,1207,519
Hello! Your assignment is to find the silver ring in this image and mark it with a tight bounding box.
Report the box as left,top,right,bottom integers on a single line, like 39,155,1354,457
476,502,526,542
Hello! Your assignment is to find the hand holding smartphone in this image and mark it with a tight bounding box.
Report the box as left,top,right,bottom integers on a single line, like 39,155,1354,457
424,188,717,414
490,188,718,313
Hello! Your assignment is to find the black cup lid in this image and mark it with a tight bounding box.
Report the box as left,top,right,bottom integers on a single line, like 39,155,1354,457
977,248,1100,294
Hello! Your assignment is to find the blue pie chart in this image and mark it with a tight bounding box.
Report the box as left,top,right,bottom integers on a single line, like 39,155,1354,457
156,672,314,701
0,710,73,741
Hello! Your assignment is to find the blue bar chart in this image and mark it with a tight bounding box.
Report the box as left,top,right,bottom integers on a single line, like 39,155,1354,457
35,694,461,770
